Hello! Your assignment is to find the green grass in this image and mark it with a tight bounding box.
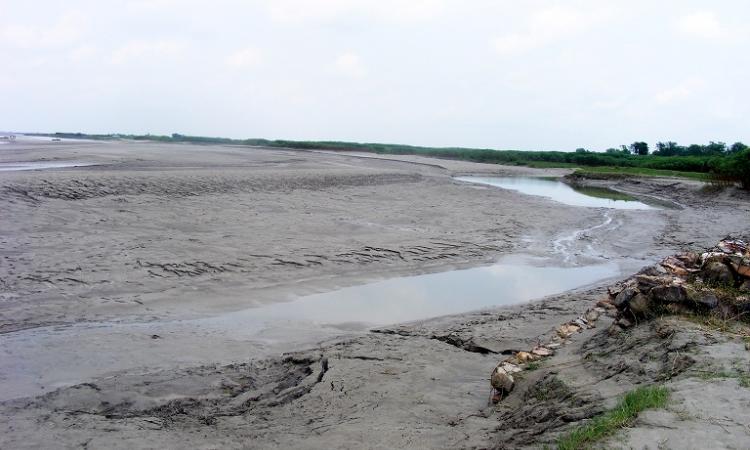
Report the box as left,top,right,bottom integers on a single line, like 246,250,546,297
696,370,750,387
574,166,709,180
555,385,669,450
525,361,542,371
523,161,581,169
570,185,637,201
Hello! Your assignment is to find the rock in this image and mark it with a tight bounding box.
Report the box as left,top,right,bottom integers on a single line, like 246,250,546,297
584,309,600,323
660,256,693,277
686,288,719,309
735,296,750,314
607,285,625,298
662,264,689,277
490,366,515,402
663,303,692,315
703,261,735,285
725,255,743,270
740,280,750,292
556,324,582,338
717,239,749,256
531,346,553,357
639,264,668,277
627,293,651,316
614,287,637,308
597,300,616,310
500,362,522,374
650,285,687,303
617,317,634,328
736,264,750,278
636,275,674,293
515,351,538,363
675,252,700,267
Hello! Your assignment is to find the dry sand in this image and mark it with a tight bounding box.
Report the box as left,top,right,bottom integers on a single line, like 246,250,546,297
1,138,749,448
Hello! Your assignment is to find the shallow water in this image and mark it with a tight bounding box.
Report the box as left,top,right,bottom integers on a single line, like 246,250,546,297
456,176,655,209
0,161,95,171
2,255,620,399
208,256,619,331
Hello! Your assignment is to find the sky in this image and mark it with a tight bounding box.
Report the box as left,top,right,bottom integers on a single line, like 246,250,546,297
1,0,748,151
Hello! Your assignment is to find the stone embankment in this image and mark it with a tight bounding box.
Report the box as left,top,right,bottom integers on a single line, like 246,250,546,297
490,238,750,403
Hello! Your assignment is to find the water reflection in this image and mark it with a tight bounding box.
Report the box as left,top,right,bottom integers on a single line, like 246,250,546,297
216,257,619,329
456,176,655,210
0,162,95,172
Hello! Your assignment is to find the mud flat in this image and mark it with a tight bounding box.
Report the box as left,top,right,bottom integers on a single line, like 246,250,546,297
1,139,749,448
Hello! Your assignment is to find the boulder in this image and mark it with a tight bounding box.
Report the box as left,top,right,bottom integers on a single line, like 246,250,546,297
556,324,582,338
650,285,687,303
531,346,553,357
499,362,522,374
703,261,735,285
490,366,515,402
717,239,749,256
614,287,637,308
674,252,700,267
639,264,668,277
584,308,600,323
636,275,674,293
685,288,719,309
515,351,538,363
735,296,750,314
627,293,651,316
619,317,634,328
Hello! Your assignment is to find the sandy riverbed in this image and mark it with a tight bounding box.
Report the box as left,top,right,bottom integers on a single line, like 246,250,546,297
1,139,749,448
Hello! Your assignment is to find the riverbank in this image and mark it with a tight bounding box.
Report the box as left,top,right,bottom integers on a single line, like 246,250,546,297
1,140,749,448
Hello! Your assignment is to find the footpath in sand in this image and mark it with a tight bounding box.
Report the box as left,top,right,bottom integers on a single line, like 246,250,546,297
1,139,749,448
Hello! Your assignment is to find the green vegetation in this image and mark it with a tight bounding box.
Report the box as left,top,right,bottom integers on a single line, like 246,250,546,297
555,385,669,450
572,166,710,181
696,370,750,388
35,132,749,188
525,361,542,371
569,186,638,201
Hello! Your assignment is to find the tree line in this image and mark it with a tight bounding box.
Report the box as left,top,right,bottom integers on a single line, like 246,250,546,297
37,132,750,189
596,141,749,157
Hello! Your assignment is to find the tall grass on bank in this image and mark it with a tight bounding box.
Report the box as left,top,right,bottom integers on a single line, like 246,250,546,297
35,132,749,188
573,166,710,180
555,385,669,450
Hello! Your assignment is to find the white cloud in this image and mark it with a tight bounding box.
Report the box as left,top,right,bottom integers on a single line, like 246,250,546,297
492,5,616,55
110,39,185,64
655,79,705,105
0,11,87,49
676,11,743,42
266,0,446,24
225,47,263,68
68,45,97,63
334,52,366,77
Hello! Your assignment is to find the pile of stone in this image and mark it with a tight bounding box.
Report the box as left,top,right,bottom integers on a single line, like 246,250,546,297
606,238,750,331
489,238,750,404
490,304,610,404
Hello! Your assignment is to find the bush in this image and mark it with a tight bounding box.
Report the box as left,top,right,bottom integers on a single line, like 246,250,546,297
711,148,750,189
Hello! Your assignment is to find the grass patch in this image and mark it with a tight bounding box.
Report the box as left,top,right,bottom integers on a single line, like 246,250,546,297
555,385,669,450
525,361,542,371
528,376,571,402
696,370,750,387
523,161,581,169
680,312,737,333
574,166,709,180
569,185,637,201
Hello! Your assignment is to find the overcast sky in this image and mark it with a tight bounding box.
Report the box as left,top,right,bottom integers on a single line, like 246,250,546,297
1,1,748,151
